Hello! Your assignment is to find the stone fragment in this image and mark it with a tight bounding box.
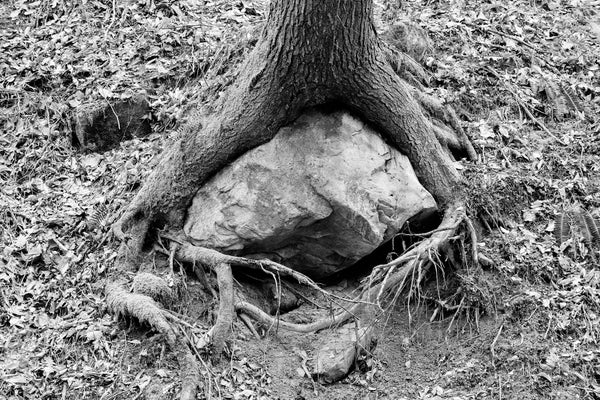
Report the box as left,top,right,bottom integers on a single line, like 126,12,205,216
184,111,437,279
314,324,373,384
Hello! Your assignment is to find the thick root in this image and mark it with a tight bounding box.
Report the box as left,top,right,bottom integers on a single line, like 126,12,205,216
114,217,150,271
105,281,200,400
161,238,358,332
106,282,177,343
163,204,466,336
345,61,466,206
383,43,429,88
235,301,349,333
381,42,476,162
133,272,174,305
107,202,468,395
165,235,358,305
412,89,477,160
209,262,234,356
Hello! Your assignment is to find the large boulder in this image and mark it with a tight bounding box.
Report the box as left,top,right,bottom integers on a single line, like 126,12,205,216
184,111,437,280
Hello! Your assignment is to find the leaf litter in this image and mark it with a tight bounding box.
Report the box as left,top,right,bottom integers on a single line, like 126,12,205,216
1,0,599,399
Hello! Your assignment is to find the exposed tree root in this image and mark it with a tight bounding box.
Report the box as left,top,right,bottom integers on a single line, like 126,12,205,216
105,281,200,400
209,262,234,355
115,218,149,271
382,45,476,161
383,43,429,88
132,272,174,305
105,0,483,395
164,235,365,305
158,203,467,337
411,89,478,160
106,201,469,395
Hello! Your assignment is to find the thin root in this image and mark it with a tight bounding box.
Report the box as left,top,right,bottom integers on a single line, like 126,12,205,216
230,204,466,334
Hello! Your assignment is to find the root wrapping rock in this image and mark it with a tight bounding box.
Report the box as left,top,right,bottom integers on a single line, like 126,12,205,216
314,324,374,384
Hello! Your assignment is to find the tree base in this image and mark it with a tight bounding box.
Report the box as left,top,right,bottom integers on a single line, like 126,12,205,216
106,1,480,397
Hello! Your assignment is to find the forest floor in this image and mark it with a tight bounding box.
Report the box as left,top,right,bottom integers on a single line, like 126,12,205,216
1,0,600,399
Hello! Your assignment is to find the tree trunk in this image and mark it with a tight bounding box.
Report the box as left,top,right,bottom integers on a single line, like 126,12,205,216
113,0,472,254
108,2,477,396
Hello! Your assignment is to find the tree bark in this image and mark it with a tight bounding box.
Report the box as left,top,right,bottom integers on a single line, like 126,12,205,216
114,0,471,254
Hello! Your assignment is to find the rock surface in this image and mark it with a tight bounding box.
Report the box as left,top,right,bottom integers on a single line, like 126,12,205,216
184,111,437,279
314,324,373,384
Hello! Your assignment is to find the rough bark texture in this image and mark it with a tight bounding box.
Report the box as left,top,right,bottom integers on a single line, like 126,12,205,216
113,0,472,255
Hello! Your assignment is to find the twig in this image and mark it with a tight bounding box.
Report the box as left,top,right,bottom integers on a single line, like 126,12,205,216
192,260,218,299
179,327,216,400
478,253,495,268
461,21,538,52
104,0,118,41
282,281,326,309
376,264,398,307
163,310,195,329
446,295,466,335
169,245,176,277
490,321,504,362
394,225,459,238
